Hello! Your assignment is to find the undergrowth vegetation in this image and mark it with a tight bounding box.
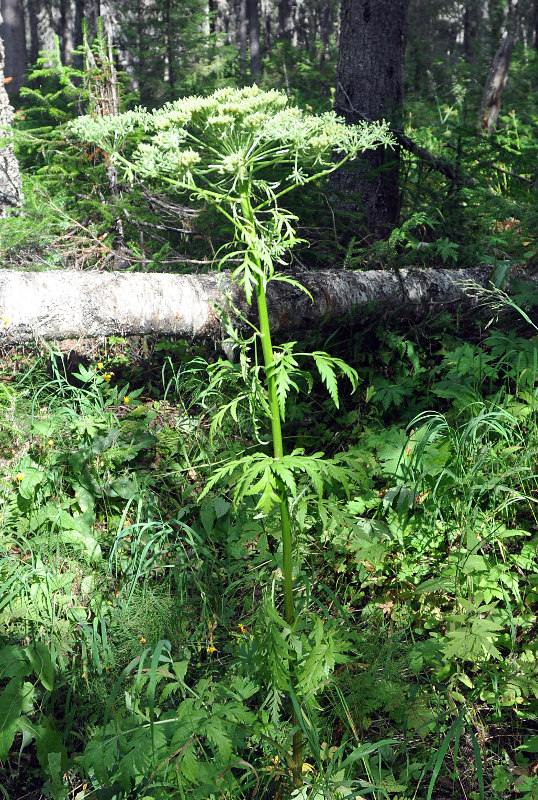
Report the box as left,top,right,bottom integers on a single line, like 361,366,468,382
1,303,538,799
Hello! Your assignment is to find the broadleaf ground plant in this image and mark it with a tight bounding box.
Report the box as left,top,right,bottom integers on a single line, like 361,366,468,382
70,86,394,784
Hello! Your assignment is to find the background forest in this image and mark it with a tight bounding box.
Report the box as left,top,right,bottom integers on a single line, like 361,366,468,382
0,1,538,799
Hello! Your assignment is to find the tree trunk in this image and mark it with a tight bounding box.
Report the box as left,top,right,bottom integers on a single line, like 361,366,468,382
208,0,215,34
463,0,482,64
165,0,175,95
261,0,271,51
278,0,292,40
0,0,26,95
247,0,261,79
478,34,515,134
319,0,330,64
238,0,248,77
27,0,39,66
0,265,522,346
534,0,538,51
330,0,409,241
60,0,74,65
0,15,23,217
85,0,101,42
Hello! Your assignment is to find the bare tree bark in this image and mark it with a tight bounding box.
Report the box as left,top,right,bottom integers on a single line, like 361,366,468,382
165,0,176,95
534,0,538,51
27,0,39,66
278,0,292,40
85,0,101,42
0,265,519,346
319,0,331,64
247,0,261,78
478,33,515,134
330,0,409,241
238,0,248,77
261,0,271,51
208,0,216,34
463,0,482,64
0,0,26,95
74,0,85,53
60,0,74,65
0,14,23,217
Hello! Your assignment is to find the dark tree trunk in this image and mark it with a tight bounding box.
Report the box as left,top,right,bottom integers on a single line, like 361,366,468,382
478,34,515,134
85,0,101,41
293,1,309,50
262,2,271,52
278,0,292,40
135,0,147,104
463,0,481,63
0,14,22,216
165,0,175,95
319,0,330,64
0,0,26,95
238,0,248,77
73,0,85,63
330,0,409,241
208,0,215,34
534,0,538,50
247,0,261,78
27,0,39,66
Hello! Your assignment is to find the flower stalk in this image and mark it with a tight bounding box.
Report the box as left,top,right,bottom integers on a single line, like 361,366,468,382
240,186,303,784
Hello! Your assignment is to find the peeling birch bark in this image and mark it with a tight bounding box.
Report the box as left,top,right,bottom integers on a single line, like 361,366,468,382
478,34,515,134
0,265,524,346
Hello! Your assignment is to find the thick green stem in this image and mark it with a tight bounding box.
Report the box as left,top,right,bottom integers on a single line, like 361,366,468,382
239,188,303,786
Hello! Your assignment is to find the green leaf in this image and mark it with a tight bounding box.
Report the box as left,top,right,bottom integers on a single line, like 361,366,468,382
371,376,413,410
25,642,55,691
199,500,215,534
18,467,45,500
213,497,231,519
0,646,31,680
0,677,33,759
488,260,513,289
268,343,300,420
310,352,357,409
35,722,68,779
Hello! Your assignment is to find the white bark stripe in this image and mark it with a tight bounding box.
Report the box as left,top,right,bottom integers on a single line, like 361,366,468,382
0,265,507,344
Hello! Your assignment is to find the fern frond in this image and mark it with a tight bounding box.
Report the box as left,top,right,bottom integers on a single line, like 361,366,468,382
310,352,358,409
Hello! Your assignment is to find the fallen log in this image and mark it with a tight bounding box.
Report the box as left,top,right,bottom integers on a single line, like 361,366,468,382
0,265,527,346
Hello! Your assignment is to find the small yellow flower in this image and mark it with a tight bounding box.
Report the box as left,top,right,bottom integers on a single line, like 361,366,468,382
48,440,54,447
14,472,24,481
104,372,113,382
123,396,130,404
1,315,10,326
97,362,104,369
140,636,146,644
238,623,247,635
206,645,216,655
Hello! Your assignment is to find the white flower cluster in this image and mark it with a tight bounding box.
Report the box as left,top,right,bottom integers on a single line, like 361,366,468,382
69,86,394,196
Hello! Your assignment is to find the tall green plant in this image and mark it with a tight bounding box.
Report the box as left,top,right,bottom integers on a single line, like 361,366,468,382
70,85,393,784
